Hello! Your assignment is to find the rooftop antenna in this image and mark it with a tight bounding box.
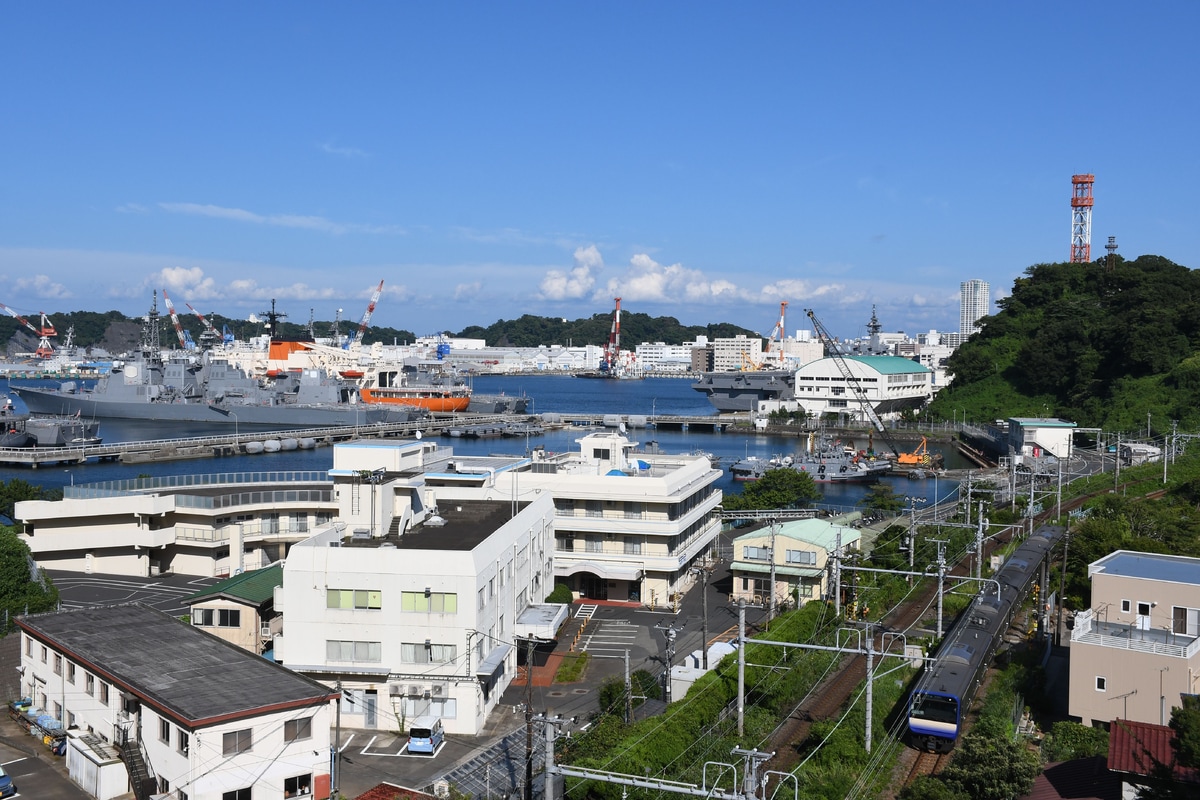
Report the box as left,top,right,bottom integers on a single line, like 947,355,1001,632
1105,236,1118,273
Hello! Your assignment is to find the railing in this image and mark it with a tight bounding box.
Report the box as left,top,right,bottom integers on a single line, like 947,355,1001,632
65,470,329,499
1071,608,1200,658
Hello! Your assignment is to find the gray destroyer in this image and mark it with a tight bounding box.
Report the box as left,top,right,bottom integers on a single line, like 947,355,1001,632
11,295,416,428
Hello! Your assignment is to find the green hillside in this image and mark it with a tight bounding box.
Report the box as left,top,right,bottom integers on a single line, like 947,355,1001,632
930,254,1200,433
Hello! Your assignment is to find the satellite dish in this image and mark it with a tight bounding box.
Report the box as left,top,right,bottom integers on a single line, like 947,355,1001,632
415,430,422,440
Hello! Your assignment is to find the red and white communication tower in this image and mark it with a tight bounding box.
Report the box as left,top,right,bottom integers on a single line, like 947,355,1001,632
1070,173,1095,263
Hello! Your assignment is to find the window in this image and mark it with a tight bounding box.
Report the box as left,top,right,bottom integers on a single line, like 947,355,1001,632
40,645,47,663
99,682,109,705
67,662,76,684
54,654,62,676
785,550,817,565
284,717,312,742
1138,601,1152,617
222,728,252,756
478,588,486,610
85,673,95,696
1121,599,1131,613
1096,676,1107,692
193,608,242,627
1174,606,1200,637
326,589,382,610
178,730,189,754
326,640,382,663
160,717,171,743
24,637,30,657
401,642,458,664
285,774,313,797
743,545,770,561
400,591,456,613
67,711,76,728
222,789,251,800
585,534,603,553
489,577,495,598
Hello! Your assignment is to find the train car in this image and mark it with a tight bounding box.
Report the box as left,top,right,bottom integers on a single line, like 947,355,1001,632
907,524,1065,752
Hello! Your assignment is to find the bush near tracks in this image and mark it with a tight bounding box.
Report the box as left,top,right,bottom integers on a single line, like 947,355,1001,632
560,599,923,800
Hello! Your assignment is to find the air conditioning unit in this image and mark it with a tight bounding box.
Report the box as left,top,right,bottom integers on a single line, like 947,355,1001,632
408,685,423,697
260,626,272,638
431,684,445,697
422,689,432,699
389,683,404,696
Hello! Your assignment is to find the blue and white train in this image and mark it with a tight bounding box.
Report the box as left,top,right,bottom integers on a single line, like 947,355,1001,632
907,524,1065,752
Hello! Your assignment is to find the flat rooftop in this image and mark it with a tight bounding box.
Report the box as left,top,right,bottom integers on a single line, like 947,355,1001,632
19,604,335,726
1091,550,1200,585
342,499,526,551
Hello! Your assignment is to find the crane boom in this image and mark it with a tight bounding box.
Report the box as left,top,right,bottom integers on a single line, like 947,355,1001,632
162,290,190,349
765,301,788,367
347,280,384,348
0,302,57,358
185,302,222,349
805,308,900,457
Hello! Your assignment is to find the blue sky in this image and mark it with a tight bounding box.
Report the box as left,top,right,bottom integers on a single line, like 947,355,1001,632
2,4,1197,341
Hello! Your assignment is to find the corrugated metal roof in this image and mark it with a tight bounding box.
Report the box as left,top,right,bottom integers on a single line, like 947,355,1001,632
843,355,931,375
1108,719,1200,784
185,564,283,606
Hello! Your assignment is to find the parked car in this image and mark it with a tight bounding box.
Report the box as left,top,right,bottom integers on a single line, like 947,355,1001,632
0,764,17,797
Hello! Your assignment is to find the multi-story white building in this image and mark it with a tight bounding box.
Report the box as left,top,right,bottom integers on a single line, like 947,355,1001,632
634,340,705,373
1069,551,1200,728
18,603,336,800
792,356,932,421
960,279,990,336
711,335,764,372
275,495,557,737
14,471,334,577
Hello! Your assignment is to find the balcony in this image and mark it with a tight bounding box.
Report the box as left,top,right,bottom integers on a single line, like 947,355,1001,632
1071,608,1200,659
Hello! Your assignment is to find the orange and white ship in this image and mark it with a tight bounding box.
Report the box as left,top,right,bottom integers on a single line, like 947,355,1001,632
356,367,472,413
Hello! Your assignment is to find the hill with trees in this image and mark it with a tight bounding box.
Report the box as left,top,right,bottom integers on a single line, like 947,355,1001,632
929,254,1200,432
0,304,759,358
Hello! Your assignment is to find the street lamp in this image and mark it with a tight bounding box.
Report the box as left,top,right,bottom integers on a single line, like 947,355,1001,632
655,622,683,702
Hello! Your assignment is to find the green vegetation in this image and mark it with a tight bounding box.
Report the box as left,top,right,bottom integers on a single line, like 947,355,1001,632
597,669,660,716
0,481,60,632
544,583,573,604
932,254,1200,431
554,652,590,683
1041,721,1109,762
721,467,821,511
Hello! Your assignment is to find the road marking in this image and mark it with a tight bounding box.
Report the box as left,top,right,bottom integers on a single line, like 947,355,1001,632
1,758,26,766
575,604,598,620
339,734,355,752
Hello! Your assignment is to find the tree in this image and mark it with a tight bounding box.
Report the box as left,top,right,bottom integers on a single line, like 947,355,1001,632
859,482,906,514
940,732,1041,800
899,776,967,800
1041,721,1109,761
0,530,58,630
1170,695,1200,768
722,468,821,511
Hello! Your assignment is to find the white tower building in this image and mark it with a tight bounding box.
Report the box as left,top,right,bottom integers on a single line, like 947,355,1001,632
959,279,990,336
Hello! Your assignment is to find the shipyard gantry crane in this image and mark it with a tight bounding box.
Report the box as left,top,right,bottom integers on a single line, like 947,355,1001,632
602,297,623,374
805,308,901,458
765,301,788,367
0,302,57,358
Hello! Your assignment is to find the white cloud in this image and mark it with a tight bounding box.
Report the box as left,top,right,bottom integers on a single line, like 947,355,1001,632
453,282,482,300
115,203,148,214
599,252,753,304
13,274,72,299
539,245,604,300
158,202,403,236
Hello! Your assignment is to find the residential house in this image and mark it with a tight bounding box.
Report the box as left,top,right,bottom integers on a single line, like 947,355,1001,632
184,564,283,654
729,518,860,609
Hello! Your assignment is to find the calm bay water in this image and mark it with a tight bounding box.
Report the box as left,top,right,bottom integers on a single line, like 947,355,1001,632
0,374,962,513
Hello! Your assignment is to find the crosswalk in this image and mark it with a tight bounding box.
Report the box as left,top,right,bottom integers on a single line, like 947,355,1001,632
578,618,639,658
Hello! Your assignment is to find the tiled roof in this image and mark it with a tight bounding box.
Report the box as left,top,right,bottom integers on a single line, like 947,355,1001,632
1108,719,1200,784
1022,757,1119,800
354,783,436,800
185,564,283,606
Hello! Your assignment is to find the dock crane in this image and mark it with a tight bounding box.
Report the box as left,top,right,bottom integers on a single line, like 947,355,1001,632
764,301,788,367
0,302,57,358
601,297,622,374
805,308,901,458
185,302,222,349
161,290,194,350
345,280,384,349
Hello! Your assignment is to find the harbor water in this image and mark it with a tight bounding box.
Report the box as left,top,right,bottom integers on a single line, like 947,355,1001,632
0,375,964,513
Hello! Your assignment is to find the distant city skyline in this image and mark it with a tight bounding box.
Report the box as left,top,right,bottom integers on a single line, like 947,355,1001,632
1,4,1196,341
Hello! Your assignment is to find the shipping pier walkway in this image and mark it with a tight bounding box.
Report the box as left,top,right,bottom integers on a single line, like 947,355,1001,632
0,412,746,468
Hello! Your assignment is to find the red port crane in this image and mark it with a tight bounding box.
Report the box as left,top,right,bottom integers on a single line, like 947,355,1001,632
346,280,384,348
0,302,56,358
602,297,622,373
161,290,193,350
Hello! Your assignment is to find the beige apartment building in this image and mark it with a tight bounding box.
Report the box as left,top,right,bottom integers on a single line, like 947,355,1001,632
1069,550,1200,728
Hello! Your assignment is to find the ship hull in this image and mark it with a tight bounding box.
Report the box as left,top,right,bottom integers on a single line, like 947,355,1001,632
13,386,404,427
358,387,471,413
692,370,796,413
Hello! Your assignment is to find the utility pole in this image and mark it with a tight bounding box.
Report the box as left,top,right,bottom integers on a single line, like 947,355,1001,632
737,598,746,738
656,622,682,703
690,565,711,669
519,636,536,800
931,539,948,638
333,679,342,797
624,649,632,724
768,522,778,625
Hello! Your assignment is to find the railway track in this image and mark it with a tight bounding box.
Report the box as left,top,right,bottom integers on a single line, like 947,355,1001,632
904,750,951,787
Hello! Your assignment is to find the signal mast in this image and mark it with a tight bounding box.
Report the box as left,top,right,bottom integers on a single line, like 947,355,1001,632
1070,174,1095,263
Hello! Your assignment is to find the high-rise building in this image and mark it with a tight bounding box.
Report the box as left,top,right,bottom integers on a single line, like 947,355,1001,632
960,279,990,335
